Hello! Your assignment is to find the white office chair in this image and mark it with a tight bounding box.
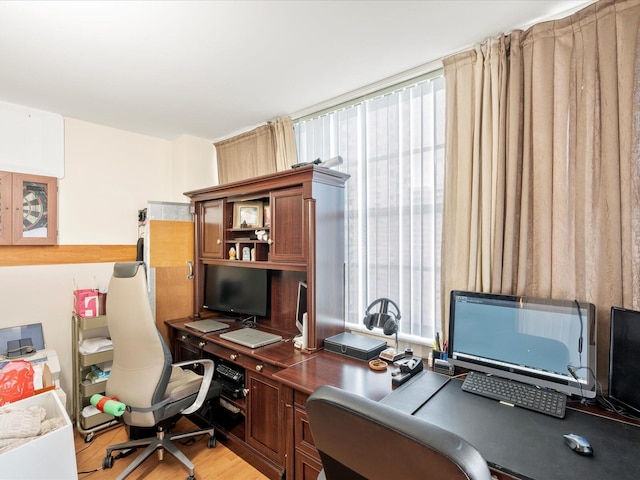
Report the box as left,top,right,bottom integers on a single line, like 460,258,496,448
102,262,221,480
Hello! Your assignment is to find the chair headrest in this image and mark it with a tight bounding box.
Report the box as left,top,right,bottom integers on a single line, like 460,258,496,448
113,261,145,279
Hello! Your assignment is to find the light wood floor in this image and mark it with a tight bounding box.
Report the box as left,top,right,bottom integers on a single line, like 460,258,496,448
75,418,268,480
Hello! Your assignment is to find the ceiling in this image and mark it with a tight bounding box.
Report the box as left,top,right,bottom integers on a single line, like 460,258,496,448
0,1,594,142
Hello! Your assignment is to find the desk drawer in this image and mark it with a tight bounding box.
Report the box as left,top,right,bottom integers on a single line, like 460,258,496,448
295,449,323,480
202,342,246,368
243,356,279,378
294,404,318,457
175,330,203,349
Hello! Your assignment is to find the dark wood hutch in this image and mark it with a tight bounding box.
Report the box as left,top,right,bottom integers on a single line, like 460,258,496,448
166,165,350,479
186,164,349,350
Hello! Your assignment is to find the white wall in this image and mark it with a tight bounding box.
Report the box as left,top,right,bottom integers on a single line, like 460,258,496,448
172,134,218,197
60,117,174,244
0,117,216,412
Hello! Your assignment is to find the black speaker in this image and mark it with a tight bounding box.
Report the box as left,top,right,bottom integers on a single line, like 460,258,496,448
363,298,401,336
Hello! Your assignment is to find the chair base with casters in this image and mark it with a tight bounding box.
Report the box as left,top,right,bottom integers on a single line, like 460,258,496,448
101,359,222,480
102,418,216,480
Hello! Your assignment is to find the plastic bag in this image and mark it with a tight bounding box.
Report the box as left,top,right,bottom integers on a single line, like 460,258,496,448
0,361,35,406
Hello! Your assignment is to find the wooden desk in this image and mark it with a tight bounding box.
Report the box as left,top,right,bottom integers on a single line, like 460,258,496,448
273,350,394,400
273,351,398,480
167,317,640,480
166,319,396,480
167,318,309,480
385,372,640,480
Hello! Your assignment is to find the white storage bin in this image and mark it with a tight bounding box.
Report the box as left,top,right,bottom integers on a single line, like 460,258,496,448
0,390,77,479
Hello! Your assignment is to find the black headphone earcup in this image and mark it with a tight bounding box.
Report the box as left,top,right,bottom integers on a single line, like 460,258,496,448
363,314,375,330
383,318,398,336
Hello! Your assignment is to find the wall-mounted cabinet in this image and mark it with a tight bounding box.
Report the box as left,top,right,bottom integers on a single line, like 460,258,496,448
0,171,57,245
185,165,349,351
199,199,224,259
269,187,306,263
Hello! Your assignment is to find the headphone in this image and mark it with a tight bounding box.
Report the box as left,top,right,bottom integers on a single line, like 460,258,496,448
363,298,402,336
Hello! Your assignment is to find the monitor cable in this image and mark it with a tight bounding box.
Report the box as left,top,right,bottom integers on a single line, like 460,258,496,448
567,364,615,409
574,299,584,364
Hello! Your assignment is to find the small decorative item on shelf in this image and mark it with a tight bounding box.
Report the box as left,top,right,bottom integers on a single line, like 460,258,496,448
264,204,271,227
242,246,251,261
233,201,263,229
255,229,267,241
229,247,236,260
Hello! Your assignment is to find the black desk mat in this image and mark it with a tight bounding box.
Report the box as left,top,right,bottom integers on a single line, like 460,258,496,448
380,370,450,414
409,378,640,479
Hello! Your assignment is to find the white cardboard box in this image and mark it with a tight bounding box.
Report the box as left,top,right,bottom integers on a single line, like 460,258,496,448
0,390,77,479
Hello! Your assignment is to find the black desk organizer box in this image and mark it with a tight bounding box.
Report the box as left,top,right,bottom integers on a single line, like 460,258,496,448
324,332,387,361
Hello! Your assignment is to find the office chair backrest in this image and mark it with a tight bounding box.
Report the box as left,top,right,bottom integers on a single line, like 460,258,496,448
306,385,492,480
106,262,172,427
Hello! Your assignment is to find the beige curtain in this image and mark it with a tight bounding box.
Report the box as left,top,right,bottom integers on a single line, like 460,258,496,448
441,0,640,382
215,116,297,184
215,125,275,184
270,116,298,171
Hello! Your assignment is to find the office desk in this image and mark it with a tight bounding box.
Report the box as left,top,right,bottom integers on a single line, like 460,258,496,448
384,372,640,479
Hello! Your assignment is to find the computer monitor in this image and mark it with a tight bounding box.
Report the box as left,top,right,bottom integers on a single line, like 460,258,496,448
203,264,269,318
296,281,307,335
609,306,640,416
448,290,597,399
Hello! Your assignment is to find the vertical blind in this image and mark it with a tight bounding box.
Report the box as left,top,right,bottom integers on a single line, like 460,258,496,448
294,74,446,343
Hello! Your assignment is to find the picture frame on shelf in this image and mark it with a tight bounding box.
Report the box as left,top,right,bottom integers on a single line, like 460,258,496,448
263,203,271,227
233,201,263,229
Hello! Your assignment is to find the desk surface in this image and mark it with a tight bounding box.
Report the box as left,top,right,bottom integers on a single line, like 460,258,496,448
386,372,640,479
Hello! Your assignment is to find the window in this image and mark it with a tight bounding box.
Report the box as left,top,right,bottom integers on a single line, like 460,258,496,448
294,73,445,344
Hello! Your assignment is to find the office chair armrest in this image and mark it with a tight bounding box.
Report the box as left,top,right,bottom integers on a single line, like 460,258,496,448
173,358,215,415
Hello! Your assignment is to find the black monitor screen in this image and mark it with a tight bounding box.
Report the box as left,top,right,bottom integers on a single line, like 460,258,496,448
448,290,596,398
204,265,268,318
609,307,640,416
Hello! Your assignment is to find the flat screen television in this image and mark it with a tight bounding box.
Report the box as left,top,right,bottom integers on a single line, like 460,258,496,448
608,306,640,416
448,290,597,398
203,265,268,318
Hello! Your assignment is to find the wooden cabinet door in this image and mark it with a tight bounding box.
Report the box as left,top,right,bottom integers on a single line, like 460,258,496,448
200,199,224,259
270,187,305,262
148,220,194,344
11,173,57,245
295,450,323,480
294,403,323,480
246,371,285,465
0,171,11,245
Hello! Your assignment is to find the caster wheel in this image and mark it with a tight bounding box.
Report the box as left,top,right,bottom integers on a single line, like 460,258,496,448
207,436,216,448
102,455,114,469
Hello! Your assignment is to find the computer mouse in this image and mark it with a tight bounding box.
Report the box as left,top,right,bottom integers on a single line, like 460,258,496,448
563,433,593,456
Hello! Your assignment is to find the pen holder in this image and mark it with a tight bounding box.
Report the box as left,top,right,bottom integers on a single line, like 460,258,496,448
432,350,448,361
